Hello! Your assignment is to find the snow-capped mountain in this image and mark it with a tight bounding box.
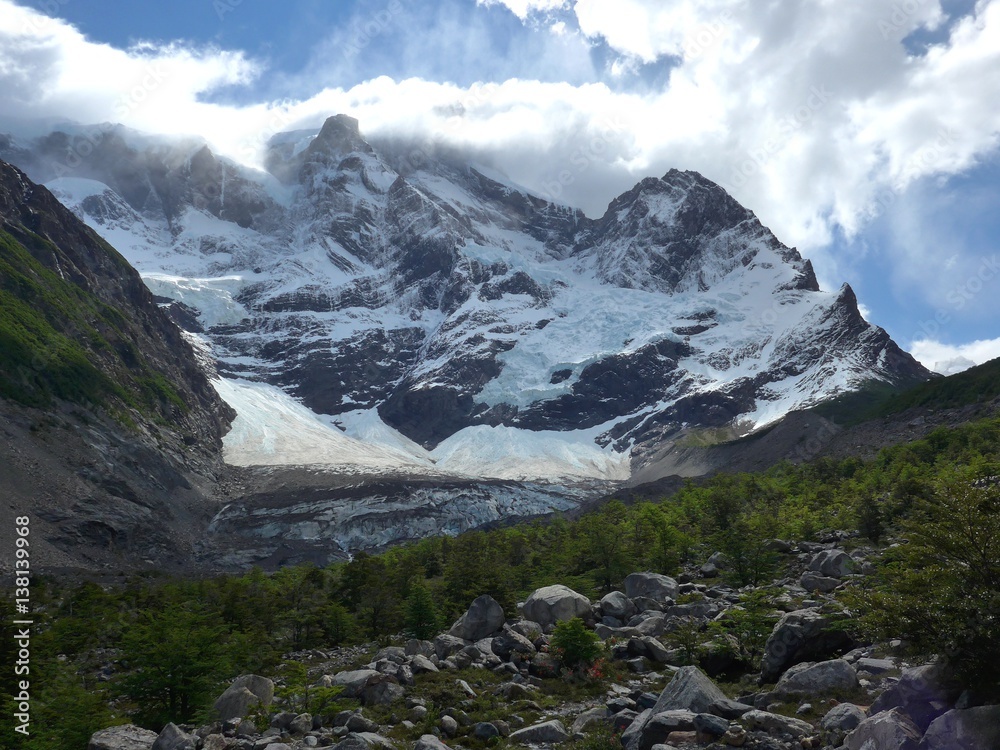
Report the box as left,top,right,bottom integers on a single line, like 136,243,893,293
1,116,927,488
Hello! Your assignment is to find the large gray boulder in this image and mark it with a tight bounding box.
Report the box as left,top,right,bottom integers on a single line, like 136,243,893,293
741,710,814,739
88,725,158,750
650,666,752,719
808,549,855,578
774,659,859,697
491,625,536,660
845,709,922,750
920,706,1000,750
433,634,468,661
521,585,592,629
870,663,963,731
213,674,275,720
414,736,451,750
760,608,853,683
820,703,865,745
322,669,381,698
624,572,679,603
509,719,569,744
151,724,198,750
448,595,505,641
623,710,696,750
600,591,637,620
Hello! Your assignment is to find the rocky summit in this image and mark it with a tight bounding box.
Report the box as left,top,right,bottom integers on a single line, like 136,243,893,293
1,117,930,564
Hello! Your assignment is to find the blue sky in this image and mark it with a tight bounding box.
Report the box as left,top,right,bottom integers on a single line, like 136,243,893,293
4,0,1000,372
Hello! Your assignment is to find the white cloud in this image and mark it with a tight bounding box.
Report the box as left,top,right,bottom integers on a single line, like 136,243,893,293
910,337,1000,374
2,0,1000,335
0,3,260,141
477,0,566,21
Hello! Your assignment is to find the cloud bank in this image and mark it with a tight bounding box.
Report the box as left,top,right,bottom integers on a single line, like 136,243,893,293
2,0,999,371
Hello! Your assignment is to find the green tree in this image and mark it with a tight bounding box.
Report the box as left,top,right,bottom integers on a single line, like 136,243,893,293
854,471,1000,697
404,581,441,640
578,501,629,591
116,602,232,728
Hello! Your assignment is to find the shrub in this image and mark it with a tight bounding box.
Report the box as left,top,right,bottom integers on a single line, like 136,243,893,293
550,618,602,670
853,470,1000,698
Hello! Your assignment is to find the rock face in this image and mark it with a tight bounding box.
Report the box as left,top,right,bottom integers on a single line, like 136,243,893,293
448,595,505,641
521,585,593,629
0,159,233,571
760,608,854,683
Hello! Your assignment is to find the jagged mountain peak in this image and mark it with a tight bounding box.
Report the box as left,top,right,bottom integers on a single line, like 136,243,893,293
5,117,931,486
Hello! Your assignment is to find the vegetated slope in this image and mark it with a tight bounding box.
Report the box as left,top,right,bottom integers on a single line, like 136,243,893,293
0,159,234,571
21,410,1000,749
872,355,1000,416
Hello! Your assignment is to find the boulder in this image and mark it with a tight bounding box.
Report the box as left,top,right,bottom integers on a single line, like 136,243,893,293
414,736,451,750
920,706,1000,750
649,666,752,719
346,714,378,733
624,711,696,750
759,608,853,683
509,720,569,744
571,707,611,734
740,710,814,739
361,674,404,706
472,722,500,740
521,585,592,629
600,591,637,620
820,703,865,744
774,659,859,697
152,724,198,750
439,716,458,737
808,549,855,578
870,663,962,732
799,573,841,593
213,674,275,720
856,657,895,675
88,725,159,750
433,634,468,661
289,713,313,734
409,655,438,674
693,713,729,740
324,669,381,698
624,573,679,603
845,709,922,750
448,595,505,641
492,626,536,660
405,639,435,658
